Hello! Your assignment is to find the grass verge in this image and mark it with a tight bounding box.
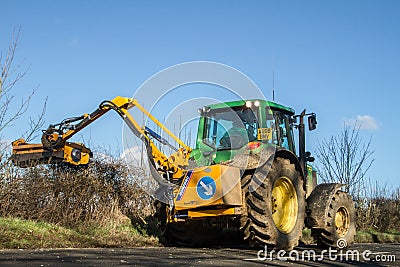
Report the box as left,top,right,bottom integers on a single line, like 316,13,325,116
0,217,159,249
1,219,399,249
355,230,400,243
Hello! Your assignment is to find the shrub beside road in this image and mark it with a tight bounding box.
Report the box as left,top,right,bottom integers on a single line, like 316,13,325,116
0,155,398,249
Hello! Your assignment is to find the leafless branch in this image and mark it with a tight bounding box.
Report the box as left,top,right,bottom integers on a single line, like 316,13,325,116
0,28,46,141
1,27,28,96
23,97,47,142
316,124,374,195
0,89,35,133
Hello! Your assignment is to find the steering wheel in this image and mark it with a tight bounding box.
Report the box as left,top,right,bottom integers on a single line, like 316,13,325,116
220,135,247,149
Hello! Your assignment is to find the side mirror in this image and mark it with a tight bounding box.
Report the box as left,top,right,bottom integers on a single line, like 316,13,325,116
308,113,317,131
305,151,315,162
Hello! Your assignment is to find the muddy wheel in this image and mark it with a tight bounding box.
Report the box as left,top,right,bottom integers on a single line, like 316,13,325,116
307,187,356,248
154,201,219,247
241,157,305,250
165,221,221,247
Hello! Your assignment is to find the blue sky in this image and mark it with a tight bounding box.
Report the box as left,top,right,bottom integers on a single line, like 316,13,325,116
1,1,399,188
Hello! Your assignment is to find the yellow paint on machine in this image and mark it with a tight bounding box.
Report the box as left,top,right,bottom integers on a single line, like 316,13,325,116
63,143,91,165
188,207,236,217
174,164,242,210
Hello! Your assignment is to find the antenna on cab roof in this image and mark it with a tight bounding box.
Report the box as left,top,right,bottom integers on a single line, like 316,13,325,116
272,56,276,101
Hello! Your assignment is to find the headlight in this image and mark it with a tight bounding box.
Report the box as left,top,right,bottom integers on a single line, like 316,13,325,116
71,148,82,162
254,100,260,107
245,101,252,108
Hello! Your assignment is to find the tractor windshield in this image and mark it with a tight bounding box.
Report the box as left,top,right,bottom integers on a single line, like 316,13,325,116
203,107,258,150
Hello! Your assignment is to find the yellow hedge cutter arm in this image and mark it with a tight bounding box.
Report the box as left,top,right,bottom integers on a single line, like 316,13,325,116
10,96,191,180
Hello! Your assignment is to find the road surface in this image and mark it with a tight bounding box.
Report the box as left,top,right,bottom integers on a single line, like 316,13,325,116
0,244,398,266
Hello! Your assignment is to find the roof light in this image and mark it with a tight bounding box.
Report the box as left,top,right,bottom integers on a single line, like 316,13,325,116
199,106,211,114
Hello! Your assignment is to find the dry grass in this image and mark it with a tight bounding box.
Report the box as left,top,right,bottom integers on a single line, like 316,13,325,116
0,154,160,249
355,183,400,233
0,156,154,228
0,216,158,249
355,230,400,244
1,151,399,248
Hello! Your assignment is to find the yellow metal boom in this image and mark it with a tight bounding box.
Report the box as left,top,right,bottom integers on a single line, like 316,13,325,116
11,96,191,179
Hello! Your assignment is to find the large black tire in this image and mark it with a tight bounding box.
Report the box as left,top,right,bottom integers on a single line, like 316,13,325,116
164,221,220,247
154,201,219,247
241,157,305,250
307,186,356,248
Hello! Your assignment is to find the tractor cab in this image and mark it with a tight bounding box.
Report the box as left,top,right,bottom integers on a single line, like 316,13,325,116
192,99,297,166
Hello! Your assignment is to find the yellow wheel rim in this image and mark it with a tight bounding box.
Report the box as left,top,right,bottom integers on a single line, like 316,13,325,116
271,177,298,234
335,207,350,237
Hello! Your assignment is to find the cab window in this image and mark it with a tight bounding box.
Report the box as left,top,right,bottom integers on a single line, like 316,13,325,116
266,109,294,152
203,107,258,150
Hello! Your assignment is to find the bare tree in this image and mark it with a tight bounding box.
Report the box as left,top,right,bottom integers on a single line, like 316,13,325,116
315,125,374,196
0,28,46,145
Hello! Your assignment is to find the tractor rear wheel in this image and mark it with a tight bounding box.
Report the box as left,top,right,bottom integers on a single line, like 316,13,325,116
241,157,305,250
307,188,356,248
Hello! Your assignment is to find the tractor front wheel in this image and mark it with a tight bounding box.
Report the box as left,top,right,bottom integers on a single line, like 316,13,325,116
241,157,305,250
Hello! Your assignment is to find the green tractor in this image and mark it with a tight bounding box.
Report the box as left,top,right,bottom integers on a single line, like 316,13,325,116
11,95,355,250
157,99,356,250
